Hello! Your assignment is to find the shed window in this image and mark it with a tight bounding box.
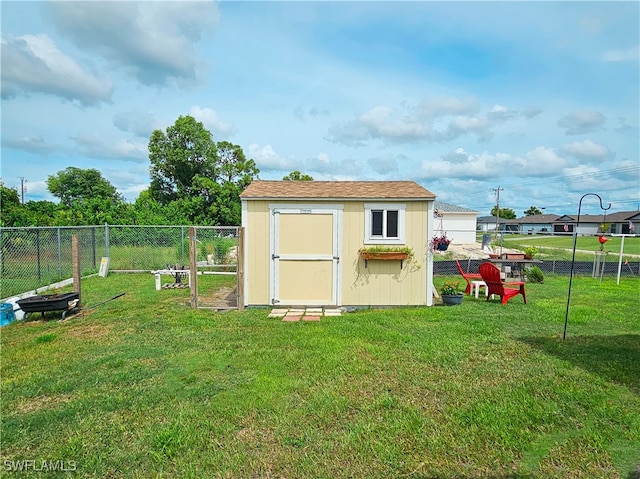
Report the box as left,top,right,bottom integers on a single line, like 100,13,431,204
364,204,405,244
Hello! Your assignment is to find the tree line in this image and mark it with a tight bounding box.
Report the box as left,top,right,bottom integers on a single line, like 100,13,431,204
1,116,261,227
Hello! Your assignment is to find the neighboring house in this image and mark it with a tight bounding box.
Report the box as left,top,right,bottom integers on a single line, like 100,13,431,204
240,180,436,308
483,210,639,235
477,216,505,233
433,201,479,244
503,214,560,234
553,211,640,236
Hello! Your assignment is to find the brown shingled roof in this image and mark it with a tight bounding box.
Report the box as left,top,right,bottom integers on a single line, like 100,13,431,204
240,180,436,200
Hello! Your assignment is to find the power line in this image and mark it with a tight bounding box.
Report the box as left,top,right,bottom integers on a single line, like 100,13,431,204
464,164,640,198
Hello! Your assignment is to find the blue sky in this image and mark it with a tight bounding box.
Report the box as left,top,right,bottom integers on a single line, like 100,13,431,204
2,1,638,216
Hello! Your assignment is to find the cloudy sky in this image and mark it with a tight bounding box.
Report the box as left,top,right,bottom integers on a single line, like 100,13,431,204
2,1,638,216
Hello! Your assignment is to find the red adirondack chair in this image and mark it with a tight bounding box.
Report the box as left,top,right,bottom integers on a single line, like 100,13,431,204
479,262,527,305
456,259,482,294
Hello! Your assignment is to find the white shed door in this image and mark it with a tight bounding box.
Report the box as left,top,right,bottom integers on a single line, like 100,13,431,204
271,207,341,306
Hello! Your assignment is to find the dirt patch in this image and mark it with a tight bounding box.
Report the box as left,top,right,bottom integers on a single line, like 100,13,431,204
199,286,238,309
14,393,74,414
65,321,117,340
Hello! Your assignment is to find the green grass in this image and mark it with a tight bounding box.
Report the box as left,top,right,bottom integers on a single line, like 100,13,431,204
1,273,639,478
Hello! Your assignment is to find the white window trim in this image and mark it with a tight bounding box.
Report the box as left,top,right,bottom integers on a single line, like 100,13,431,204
364,203,406,244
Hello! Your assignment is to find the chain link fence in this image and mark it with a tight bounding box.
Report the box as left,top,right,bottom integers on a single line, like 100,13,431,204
2,225,636,302
437,258,640,277
1,226,104,299
0,225,239,300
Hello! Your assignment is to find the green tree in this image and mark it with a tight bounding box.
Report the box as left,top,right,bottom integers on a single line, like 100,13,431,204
0,182,24,226
131,189,188,225
491,206,516,219
148,115,259,225
283,170,313,181
45,167,132,225
524,206,543,216
148,115,217,203
47,167,122,208
23,200,58,226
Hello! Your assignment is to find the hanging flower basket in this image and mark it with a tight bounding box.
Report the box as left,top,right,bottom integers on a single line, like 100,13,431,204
432,234,451,251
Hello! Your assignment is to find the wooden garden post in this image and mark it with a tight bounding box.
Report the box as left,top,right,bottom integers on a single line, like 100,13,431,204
72,235,81,303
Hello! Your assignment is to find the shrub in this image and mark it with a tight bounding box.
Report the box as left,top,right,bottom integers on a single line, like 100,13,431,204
525,265,544,283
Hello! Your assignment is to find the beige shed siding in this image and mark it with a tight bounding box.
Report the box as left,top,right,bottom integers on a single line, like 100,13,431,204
342,200,428,305
241,180,435,307
244,199,271,305
242,197,429,306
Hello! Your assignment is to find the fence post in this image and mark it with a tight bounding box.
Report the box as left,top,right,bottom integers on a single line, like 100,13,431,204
189,227,198,309
72,235,81,303
36,229,41,281
104,223,110,258
57,227,62,279
91,227,97,269
181,226,185,265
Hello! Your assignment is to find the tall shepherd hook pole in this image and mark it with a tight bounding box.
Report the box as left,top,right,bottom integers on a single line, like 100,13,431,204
563,193,610,340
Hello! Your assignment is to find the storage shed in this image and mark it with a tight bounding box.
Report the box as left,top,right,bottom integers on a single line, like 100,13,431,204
240,180,437,308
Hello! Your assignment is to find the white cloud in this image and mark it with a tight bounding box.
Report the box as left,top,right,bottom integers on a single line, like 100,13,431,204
49,1,219,86
1,34,113,105
248,144,296,171
562,165,603,191
360,105,430,141
416,96,478,118
2,135,56,156
524,146,567,173
562,140,612,160
327,98,521,146
418,145,566,181
306,152,334,174
113,110,163,138
189,106,237,138
602,45,639,62
22,180,49,198
367,154,399,175
557,111,606,135
522,107,543,118
74,133,148,163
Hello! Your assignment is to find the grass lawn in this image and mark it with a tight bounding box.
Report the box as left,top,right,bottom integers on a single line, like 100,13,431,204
1,273,639,478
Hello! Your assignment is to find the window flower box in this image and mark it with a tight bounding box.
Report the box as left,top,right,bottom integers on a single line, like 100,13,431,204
359,247,413,269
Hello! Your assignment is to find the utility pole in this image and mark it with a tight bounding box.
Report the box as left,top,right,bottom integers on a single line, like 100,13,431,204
492,186,504,236
19,177,27,204
492,186,504,254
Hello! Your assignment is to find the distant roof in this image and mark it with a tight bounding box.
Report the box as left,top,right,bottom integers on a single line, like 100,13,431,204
505,214,560,224
571,211,640,223
434,201,478,214
504,211,640,224
240,180,436,200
